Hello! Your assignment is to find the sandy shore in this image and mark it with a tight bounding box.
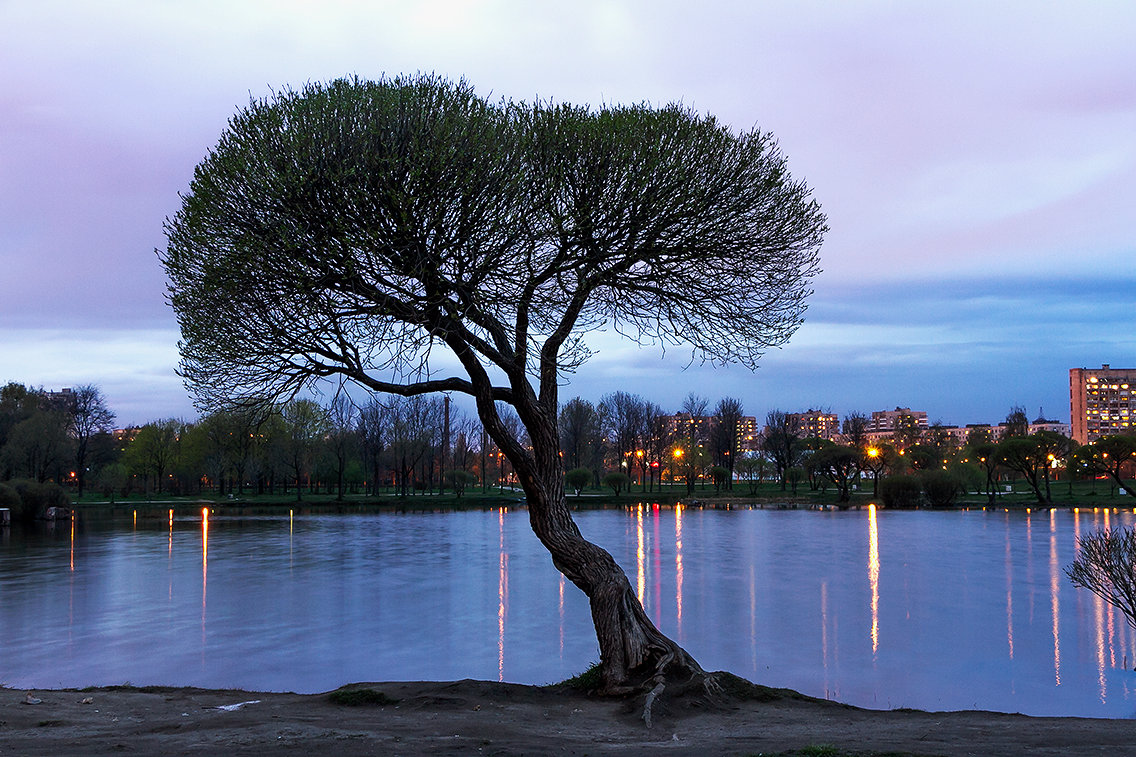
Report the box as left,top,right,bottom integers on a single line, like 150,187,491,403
3,678,1135,756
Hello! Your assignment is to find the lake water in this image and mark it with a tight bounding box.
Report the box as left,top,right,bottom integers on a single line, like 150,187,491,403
3,505,1136,718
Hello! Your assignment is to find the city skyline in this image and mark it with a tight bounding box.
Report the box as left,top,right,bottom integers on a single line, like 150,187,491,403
2,2,1133,426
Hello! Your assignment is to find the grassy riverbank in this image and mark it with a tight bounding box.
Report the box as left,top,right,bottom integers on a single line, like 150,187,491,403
66,477,1136,515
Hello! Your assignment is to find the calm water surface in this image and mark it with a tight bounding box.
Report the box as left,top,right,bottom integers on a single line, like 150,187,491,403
3,505,1136,718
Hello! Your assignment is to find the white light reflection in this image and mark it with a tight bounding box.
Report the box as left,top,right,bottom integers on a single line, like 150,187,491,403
558,574,565,657
652,504,661,616
201,507,209,659
868,503,879,658
1049,515,1060,686
168,509,174,602
1005,519,1014,659
821,579,830,688
1094,591,1107,703
498,507,508,682
675,503,684,632
749,562,757,673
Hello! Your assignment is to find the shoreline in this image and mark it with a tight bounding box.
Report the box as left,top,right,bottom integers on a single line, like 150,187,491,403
4,678,1136,756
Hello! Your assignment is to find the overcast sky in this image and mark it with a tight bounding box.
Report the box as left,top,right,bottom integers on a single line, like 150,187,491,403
2,0,1133,427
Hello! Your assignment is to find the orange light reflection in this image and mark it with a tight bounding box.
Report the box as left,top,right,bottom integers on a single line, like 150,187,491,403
1049,516,1060,686
635,504,645,604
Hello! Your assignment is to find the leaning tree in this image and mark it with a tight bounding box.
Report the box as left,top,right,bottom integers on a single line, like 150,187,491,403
161,75,825,696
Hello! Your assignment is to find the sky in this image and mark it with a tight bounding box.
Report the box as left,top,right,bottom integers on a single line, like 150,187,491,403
1,0,1133,428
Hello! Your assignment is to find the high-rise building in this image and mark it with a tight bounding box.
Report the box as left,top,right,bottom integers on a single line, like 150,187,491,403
788,409,840,441
1070,365,1135,444
866,408,927,435
665,413,760,451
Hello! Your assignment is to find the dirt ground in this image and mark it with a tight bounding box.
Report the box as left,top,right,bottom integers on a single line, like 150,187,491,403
3,678,1136,756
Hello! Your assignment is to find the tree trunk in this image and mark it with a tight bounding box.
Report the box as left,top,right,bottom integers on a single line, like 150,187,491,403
515,425,704,695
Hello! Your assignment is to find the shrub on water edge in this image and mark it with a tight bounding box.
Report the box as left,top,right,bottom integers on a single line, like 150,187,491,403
880,475,922,508
0,482,20,518
6,479,69,522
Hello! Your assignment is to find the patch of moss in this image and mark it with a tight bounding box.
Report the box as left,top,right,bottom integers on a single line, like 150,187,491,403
78,685,197,694
556,661,602,692
328,688,399,706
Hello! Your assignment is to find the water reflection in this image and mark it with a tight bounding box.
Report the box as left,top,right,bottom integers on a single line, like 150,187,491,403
7,507,1136,718
820,579,829,684
202,507,209,657
675,503,684,631
1005,525,1014,660
867,503,879,658
635,504,645,603
1049,511,1061,686
652,504,662,619
498,507,508,682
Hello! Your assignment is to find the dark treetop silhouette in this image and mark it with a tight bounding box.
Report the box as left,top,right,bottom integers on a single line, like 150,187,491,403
161,74,826,695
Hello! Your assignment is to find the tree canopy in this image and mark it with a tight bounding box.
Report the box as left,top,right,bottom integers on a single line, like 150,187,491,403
162,74,826,697
164,75,824,421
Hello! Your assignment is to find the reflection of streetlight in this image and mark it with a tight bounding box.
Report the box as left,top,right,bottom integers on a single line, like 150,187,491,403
671,448,684,487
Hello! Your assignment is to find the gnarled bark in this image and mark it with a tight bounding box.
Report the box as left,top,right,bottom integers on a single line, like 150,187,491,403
513,409,704,694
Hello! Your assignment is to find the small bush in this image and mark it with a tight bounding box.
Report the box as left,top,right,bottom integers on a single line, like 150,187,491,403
786,467,805,494
565,467,592,496
601,471,630,496
710,465,729,492
444,470,478,498
6,479,69,522
921,469,962,507
0,482,20,510
328,687,399,706
880,475,922,508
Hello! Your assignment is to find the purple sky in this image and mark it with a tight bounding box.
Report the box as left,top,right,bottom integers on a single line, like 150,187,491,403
2,1,1133,427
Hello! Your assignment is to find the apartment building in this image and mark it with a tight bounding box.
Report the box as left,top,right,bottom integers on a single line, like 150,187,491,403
1070,365,1135,444
666,413,760,451
788,409,840,442
866,407,928,432
1029,410,1071,439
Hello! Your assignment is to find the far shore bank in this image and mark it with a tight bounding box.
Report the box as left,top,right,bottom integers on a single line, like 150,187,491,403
57,486,1136,519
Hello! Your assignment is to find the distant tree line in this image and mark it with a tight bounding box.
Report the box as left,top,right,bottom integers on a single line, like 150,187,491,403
3,383,1135,509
